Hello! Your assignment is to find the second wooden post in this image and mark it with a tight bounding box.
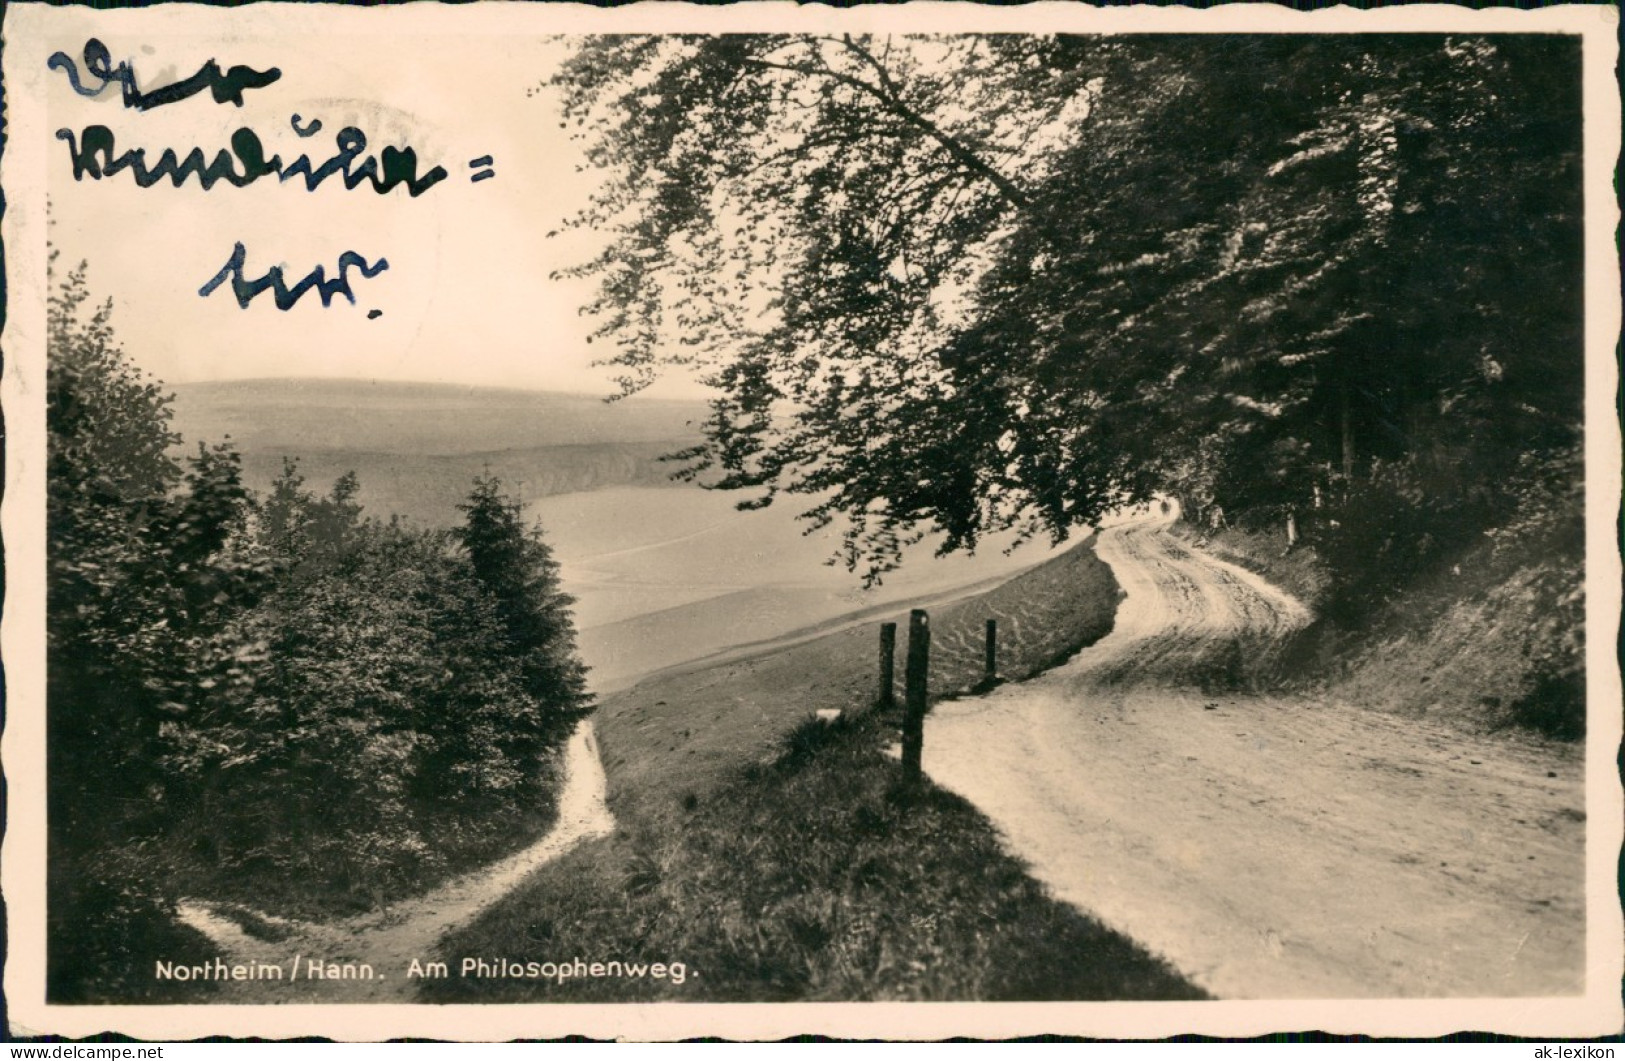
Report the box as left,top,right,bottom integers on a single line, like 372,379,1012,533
878,622,897,710
902,608,930,785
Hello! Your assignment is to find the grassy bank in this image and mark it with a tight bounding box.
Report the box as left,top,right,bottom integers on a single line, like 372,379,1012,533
1180,514,1585,740
423,711,1203,1002
596,534,1123,833
424,535,1208,1002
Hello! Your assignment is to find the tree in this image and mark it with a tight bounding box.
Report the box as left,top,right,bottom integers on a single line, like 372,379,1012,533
456,474,591,731
143,466,595,902
550,34,1583,581
47,254,274,999
258,458,366,574
47,255,269,845
47,261,601,984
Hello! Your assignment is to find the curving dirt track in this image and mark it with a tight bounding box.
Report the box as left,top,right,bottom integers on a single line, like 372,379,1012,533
176,720,614,1002
923,510,1586,1000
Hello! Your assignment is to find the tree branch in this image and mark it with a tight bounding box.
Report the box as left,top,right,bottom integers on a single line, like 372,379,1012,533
741,50,1035,215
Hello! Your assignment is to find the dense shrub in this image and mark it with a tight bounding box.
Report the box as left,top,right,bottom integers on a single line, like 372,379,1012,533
1492,448,1585,738
161,487,590,907
47,260,593,995
48,857,219,1004
1312,455,1503,625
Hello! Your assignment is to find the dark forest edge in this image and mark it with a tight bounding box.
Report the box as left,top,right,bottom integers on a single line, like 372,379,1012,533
1173,455,1584,742
46,256,593,1003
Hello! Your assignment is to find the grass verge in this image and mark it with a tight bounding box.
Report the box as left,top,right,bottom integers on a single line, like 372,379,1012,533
423,535,1205,1002
595,533,1123,833
423,711,1205,1002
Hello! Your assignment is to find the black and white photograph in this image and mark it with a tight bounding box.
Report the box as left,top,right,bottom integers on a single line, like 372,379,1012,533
2,1,1620,1041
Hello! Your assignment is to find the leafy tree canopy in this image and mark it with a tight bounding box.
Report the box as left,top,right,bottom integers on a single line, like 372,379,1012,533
552,34,1582,582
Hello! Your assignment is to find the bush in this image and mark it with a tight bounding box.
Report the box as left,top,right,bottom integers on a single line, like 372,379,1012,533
1312,456,1501,625
160,475,592,914
49,259,597,994
48,855,217,1004
1494,447,1585,738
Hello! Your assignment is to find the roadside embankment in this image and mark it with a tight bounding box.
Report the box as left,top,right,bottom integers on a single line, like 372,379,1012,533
423,534,1209,1002
1178,516,1586,740
594,533,1123,833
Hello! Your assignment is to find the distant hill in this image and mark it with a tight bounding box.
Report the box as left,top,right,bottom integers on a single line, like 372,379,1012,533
167,379,712,525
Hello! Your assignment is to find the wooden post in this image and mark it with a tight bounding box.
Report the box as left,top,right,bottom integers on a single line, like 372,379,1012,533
984,619,997,685
902,609,930,785
878,622,897,710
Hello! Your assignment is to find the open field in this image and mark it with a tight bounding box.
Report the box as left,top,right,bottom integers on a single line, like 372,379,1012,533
214,442,694,531
168,378,709,453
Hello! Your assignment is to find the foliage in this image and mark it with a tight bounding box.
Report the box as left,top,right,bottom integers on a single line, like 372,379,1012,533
1474,445,1584,738
48,855,220,1004
458,473,591,733
551,34,1582,583
47,255,265,846
258,458,365,572
157,468,592,913
47,253,271,996
1311,456,1501,624
1191,443,1585,739
48,262,594,995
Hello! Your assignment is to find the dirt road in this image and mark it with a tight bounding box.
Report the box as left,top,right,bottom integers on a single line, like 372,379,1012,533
923,510,1586,999
176,720,614,1002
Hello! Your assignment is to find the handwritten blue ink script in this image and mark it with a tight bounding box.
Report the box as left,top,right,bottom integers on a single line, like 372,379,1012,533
51,38,489,314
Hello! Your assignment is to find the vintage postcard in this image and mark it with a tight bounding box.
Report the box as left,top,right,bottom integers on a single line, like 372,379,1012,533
2,0,1620,1042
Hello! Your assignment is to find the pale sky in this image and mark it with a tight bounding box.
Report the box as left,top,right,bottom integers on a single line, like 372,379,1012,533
45,29,707,397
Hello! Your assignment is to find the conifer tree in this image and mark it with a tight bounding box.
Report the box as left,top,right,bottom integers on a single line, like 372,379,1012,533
456,474,591,737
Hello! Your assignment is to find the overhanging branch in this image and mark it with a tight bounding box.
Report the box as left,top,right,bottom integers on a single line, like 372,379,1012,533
741,47,1035,216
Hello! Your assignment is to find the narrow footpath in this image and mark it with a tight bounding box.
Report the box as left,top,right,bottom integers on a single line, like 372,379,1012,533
176,720,614,1002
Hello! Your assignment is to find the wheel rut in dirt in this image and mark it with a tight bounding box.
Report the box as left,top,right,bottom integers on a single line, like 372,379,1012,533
923,510,1585,999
